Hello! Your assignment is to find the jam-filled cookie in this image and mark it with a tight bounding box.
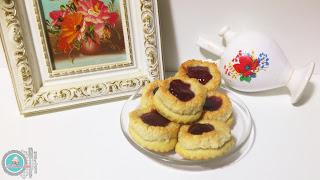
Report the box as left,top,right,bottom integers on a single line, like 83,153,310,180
140,80,162,109
176,59,221,91
175,120,235,160
201,91,233,126
129,109,180,152
153,77,207,124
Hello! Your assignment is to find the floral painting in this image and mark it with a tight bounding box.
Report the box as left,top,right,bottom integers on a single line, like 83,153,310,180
39,0,128,71
224,50,270,82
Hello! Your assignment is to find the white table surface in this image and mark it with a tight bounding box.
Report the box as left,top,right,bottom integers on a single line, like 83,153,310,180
0,67,319,180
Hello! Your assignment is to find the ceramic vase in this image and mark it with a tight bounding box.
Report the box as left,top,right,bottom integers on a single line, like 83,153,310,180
197,26,315,104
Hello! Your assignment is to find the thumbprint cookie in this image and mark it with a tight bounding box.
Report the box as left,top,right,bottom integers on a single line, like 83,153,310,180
176,59,221,91
175,120,235,160
201,91,234,127
129,109,180,152
140,80,162,109
153,77,207,124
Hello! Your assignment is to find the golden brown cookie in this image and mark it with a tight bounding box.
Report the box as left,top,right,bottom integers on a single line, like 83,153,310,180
153,77,207,124
175,138,235,160
176,59,221,91
129,109,180,152
175,120,234,160
201,91,233,125
200,115,235,128
225,115,235,127
140,80,162,110
177,120,231,150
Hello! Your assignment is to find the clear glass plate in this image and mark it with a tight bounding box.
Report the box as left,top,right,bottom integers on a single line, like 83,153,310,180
120,87,254,166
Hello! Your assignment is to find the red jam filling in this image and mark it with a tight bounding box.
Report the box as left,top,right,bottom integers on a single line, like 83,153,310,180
203,96,222,111
186,66,213,85
188,123,215,135
140,110,170,127
169,80,195,101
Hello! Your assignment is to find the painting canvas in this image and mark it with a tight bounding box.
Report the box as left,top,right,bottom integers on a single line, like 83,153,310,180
0,0,163,115
38,0,131,73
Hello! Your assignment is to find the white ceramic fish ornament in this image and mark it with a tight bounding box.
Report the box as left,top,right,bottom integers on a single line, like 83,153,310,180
197,26,315,104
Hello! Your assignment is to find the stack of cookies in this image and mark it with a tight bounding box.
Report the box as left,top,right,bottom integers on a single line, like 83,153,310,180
129,60,235,160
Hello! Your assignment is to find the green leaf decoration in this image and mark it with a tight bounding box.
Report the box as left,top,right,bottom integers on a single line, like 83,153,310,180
240,76,251,82
45,19,50,26
71,3,77,11
88,26,95,39
89,26,95,33
60,5,66,11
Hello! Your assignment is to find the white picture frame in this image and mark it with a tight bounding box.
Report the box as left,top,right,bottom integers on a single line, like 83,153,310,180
0,0,163,115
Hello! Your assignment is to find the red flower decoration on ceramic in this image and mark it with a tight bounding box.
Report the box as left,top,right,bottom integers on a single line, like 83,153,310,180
224,50,270,83
233,55,259,77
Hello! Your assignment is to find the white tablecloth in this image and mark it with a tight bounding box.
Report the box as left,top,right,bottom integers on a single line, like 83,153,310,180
0,68,319,180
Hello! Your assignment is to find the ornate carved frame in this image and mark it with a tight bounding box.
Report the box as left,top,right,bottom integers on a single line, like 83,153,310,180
0,0,163,115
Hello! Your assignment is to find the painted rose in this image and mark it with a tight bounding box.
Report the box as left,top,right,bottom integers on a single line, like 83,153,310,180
77,0,118,37
49,9,69,26
44,0,126,63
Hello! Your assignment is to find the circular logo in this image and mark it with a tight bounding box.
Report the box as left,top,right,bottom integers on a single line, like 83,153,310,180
2,150,27,176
